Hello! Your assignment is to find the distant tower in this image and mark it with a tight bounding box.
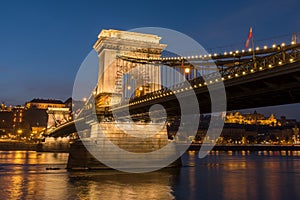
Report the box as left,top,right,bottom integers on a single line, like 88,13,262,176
47,107,71,129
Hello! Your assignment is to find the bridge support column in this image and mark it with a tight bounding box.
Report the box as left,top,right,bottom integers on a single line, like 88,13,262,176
93,29,166,109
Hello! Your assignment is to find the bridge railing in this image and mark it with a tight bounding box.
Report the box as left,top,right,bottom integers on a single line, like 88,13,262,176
113,42,300,108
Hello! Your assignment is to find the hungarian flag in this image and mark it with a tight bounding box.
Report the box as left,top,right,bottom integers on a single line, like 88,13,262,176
245,27,253,48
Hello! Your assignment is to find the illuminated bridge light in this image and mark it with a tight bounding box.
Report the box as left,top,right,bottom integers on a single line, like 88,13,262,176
228,75,231,78
209,80,213,84
256,47,260,51
251,69,254,73
195,55,199,58
187,56,191,59
215,78,218,82
221,77,225,81
191,56,194,59
272,44,276,48
242,71,246,75
281,43,286,47
248,48,252,52
229,51,233,55
291,41,296,45
194,85,197,88
235,73,239,77
290,58,294,62
209,54,212,57
264,45,268,50
279,61,282,65
214,53,218,56
235,50,239,54
199,83,202,86
224,52,227,55
204,55,207,58
259,67,263,70
268,64,272,68
204,82,207,85
242,50,245,53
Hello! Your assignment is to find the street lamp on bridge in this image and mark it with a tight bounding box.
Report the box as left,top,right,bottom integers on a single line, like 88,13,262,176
184,67,190,80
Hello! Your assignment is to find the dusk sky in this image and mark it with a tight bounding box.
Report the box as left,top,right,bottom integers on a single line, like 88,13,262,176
1,0,300,119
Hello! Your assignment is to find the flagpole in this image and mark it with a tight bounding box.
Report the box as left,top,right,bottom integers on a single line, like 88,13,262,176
251,27,256,69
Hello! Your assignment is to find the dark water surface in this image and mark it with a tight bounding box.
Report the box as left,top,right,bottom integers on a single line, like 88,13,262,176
1,150,300,200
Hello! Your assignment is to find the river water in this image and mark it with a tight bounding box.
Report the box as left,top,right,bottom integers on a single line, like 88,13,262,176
0,150,300,200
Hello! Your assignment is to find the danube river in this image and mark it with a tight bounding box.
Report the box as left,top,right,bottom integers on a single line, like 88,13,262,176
1,150,300,200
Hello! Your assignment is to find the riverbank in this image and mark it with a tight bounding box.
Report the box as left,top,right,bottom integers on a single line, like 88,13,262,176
188,144,300,151
0,140,69,152
2,140,300,152
0,140,37,151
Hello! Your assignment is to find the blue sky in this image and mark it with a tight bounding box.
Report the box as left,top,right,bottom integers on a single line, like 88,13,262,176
1,0,300,118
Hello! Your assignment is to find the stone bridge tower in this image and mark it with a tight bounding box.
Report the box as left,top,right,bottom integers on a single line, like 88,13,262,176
93,29,166,114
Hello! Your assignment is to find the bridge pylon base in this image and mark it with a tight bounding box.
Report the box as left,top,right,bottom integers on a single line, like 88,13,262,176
66,121,182,171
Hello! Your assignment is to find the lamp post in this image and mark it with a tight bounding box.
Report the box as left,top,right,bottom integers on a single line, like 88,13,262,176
184,67,190,80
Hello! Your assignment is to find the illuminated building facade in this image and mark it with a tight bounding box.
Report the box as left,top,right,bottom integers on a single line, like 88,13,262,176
0,103,13,137
25,99,65,109
225,111,280,126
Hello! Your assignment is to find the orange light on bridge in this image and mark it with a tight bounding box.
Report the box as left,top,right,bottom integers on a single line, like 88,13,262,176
184,67,190,74
139,86,143,91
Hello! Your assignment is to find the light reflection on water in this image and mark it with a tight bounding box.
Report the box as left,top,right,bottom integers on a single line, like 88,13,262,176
0,150,300,199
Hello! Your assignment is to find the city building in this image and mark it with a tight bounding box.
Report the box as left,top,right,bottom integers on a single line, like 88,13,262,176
225,111,280,126
25,98,65,109
0,103,13,137
0,98,72,140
